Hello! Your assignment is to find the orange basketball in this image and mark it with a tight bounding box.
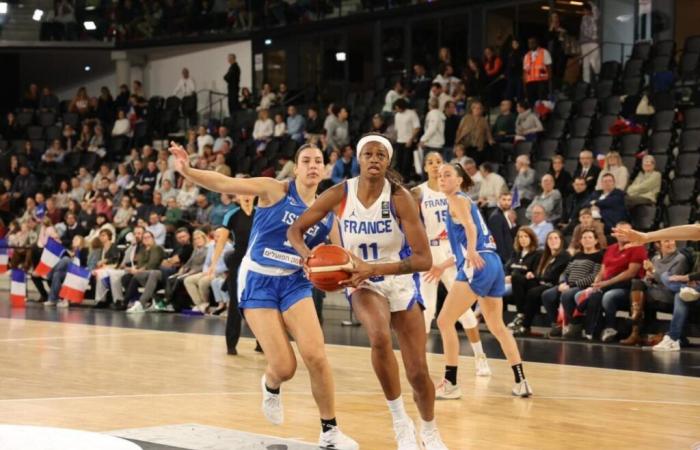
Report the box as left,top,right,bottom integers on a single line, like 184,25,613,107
307,244,353,292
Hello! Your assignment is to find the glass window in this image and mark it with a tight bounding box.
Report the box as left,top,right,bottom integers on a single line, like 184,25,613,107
440,14,470,76
264,50,287,89
381,26,406,74
411,18,439,70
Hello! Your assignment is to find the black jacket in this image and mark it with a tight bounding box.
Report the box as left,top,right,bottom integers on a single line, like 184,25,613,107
535,252,571,286
505,250,542,277
224,63,241,91
573,164,601,193
488,208,515,264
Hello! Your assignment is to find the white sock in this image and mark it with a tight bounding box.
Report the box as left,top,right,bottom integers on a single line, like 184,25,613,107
420,419,436,433
470,340,484,356
386,396,408,422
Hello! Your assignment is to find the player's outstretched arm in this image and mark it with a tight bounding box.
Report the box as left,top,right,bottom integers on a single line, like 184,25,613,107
613,224,700,248
287,183,345,260
168,141,284,204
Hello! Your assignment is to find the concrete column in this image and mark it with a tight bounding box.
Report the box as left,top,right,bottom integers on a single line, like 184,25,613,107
111,51,131,88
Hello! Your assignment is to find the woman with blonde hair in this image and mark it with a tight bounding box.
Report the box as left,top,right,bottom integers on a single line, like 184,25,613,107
595,151,629,190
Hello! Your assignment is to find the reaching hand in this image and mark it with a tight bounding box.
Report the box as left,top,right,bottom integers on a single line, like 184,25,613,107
168,141,190,174
423,265,445,284
612,226,647,249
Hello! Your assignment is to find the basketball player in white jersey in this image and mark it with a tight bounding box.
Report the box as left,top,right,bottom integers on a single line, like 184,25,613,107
289,134,449,450
411,151,491,386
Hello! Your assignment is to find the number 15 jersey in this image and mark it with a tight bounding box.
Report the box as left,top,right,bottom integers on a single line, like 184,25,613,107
337,177,408,264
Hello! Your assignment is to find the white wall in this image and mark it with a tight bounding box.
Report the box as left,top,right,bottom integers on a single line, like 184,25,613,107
143,40,252,116
46,40,251,117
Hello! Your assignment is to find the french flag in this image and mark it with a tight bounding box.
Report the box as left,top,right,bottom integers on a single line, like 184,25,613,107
34,238,65,278
0,239,8,274
10,269,26,306
58,263,90,304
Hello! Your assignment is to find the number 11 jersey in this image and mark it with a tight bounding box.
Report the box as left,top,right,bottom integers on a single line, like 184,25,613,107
337,177,408,264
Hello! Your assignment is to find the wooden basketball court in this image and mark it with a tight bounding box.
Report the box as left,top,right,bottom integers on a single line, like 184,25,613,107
0,317,698,449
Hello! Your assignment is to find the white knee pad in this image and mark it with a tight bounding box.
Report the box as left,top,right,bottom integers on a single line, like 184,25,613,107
460,307,478,329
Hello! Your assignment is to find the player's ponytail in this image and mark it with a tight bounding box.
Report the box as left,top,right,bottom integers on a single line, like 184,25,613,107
385,167,404,194
452,163,474,192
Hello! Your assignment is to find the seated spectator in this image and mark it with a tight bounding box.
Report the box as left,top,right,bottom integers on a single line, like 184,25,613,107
304,106,323,144
257,82,276,111
528,205,554,249
192,194,212,228
488,192,516,264
32,215,59,266
560,176,592,233
69,87,90,117
213,154,231,177
512,155,536,207
113,195,135,230
419,98,445,153
623,239,691,345
510,230,570,336
542,229,603,337
136,161,158,202
526,174,563,223
239,87,254,110
196,126,214,155
60,212,86,248
145,211,166,246
42,139,67,166
122,231,166,313
325,106,350,155
626,155,661,209
492,100,516,143
331,145,360,185
568,208,607,253
653,252,700,351
91,228,120,280
184,229,232,313
115,164,132,190
39,86,60,112
85,213,116,243
213,126,233,154
177,179,199,209
163,197,183,231
273,112,286,138
286,105,305,143
568,222,647,341
112,110,131,137
323,151,339,181
157,178,179,204
369,114,387,135
549,155,572,198
477,162,507,209
165,230,208,311
155,160,175,190
514,100,544,142
595,151,629,191
588,173,629,233
253,109,274,152
36,235,88,307
209,194,236,228
455,100,494,166
125,227,192,312
573,150,600,194
383,80,405,113
275,154,295,181
449,144,468,167
504,226,541,299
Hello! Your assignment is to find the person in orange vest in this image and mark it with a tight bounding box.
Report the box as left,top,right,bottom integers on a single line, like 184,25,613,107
522,37,552,104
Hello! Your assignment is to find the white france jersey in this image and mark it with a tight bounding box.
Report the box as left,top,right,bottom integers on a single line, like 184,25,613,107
338,177,409,264
417,182,450,245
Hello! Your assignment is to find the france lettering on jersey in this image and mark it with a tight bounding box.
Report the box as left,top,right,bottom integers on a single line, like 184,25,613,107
246,181,333,271
338,178,408,266
446,191,497,271
418,182,449,244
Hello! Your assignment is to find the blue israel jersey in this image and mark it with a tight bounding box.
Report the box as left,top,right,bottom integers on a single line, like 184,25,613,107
245,181,334,272
446,191,497,271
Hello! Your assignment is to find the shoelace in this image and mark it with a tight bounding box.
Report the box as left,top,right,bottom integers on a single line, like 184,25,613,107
394,421,416,445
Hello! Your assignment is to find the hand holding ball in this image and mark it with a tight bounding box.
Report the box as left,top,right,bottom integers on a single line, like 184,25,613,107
306,245,353,292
